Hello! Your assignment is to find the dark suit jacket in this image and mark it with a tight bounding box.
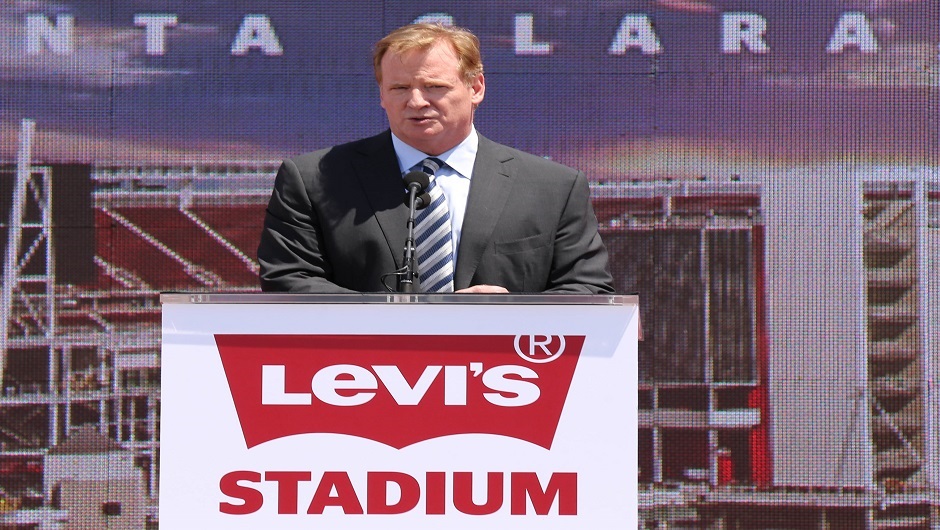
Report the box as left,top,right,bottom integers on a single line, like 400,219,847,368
257,131,614,294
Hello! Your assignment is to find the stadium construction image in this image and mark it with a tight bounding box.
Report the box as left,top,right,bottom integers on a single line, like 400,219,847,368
2,119,938,528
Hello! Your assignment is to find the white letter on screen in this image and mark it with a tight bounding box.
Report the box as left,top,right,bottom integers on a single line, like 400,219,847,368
609,15,662,55
27,14,74,55
231,15,284,56
414,13,454,26
826,12,879,54
721,12,769,54
134,14,178,56
514,14,552,55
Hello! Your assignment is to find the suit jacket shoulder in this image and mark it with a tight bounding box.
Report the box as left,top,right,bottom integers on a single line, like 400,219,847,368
457,135,614,293
259,131,405,293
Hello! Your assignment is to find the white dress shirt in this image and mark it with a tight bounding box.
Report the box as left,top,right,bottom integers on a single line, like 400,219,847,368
391,128,477,266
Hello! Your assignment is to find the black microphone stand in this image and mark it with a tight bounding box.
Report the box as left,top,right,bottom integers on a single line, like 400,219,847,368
399,183,422,293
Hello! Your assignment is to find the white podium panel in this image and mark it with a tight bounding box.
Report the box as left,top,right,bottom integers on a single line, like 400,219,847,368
160,294,638,529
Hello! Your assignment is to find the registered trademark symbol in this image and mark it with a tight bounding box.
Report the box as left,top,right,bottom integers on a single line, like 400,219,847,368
513,335,566,363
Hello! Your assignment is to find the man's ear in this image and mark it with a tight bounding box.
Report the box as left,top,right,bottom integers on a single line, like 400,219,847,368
470,74,485,106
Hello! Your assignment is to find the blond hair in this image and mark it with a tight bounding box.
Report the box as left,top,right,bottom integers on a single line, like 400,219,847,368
373,23,483,85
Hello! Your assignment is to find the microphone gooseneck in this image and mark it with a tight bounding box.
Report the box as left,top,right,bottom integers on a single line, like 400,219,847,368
398,171,431,292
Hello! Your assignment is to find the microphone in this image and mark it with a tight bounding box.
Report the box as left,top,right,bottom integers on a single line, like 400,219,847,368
403,171,431,209
399,171,431,292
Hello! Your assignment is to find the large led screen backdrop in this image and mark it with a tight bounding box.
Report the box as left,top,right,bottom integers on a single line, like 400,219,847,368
0,1,937,528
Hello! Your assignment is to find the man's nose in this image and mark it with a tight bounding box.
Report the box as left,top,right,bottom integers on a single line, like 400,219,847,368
406,89,429,107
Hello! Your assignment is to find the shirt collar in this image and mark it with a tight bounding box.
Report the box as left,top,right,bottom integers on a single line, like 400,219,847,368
390,127,478,179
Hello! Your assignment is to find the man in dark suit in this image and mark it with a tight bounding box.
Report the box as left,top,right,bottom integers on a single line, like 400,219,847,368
258,23,613,294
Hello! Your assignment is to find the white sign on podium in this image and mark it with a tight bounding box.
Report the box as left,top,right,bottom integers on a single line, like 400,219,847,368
160,293,638,529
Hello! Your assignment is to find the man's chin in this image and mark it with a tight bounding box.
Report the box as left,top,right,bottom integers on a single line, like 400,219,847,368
399,130,443,148
405,121,441,134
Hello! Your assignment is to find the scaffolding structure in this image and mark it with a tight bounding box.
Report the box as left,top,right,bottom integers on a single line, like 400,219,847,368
863,178,938,529
0,123,278,526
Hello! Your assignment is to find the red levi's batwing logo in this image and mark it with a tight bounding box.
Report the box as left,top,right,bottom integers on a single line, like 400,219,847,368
214,335,584,450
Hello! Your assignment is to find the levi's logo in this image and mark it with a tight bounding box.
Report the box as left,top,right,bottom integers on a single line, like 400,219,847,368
214,335,584,450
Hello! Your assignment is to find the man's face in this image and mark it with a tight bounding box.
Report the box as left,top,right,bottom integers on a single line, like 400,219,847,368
379,41,485,156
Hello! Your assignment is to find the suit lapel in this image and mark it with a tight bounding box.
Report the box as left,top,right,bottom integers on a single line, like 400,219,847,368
454,136,513,289
353,131,409,269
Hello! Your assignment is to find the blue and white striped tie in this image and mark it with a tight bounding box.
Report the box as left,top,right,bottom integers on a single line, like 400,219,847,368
414,157,454,293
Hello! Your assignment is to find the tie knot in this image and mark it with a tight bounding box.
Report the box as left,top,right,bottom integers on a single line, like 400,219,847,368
420,157,445,175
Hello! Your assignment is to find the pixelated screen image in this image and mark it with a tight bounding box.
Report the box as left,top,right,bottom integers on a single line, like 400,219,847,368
0,1,938,528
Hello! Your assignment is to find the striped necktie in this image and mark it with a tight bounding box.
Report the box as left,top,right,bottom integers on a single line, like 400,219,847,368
414,157,455,293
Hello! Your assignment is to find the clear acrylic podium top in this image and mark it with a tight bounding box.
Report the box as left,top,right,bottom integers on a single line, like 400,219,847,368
160,292,637,306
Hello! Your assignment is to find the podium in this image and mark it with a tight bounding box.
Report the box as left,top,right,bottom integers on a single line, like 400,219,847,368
159,293,638,528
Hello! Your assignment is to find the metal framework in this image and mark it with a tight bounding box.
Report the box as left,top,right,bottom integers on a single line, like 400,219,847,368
1,119,55,393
